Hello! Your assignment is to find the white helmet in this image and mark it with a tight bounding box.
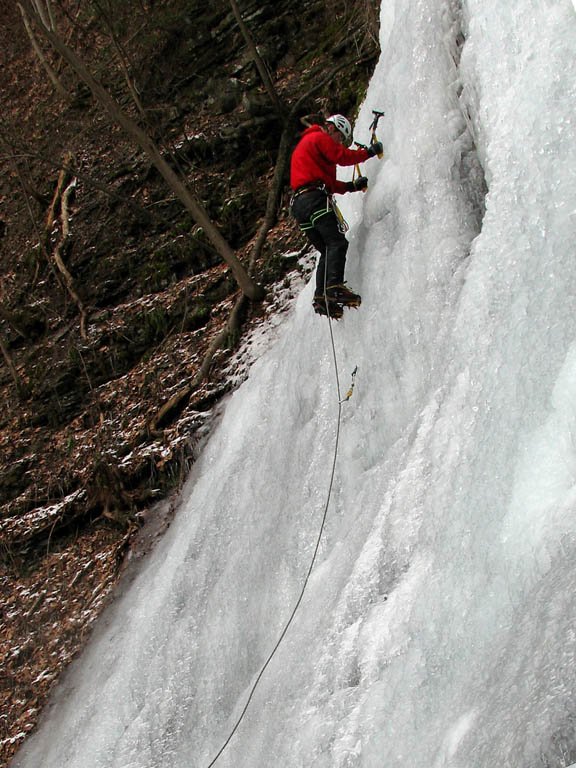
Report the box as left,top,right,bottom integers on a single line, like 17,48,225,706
326,114,352,141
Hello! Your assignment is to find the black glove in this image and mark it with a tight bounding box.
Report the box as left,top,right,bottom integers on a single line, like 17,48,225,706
346,176,368,192
367,141,383,158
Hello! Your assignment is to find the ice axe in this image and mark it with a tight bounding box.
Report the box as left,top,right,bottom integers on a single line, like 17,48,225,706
353,109,385,191
369,109,385,158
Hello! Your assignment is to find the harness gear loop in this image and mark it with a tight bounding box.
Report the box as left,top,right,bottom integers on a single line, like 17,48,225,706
289,183,348,233
289,182,326,207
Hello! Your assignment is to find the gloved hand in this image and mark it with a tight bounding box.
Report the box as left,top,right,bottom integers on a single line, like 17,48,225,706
367,141,383,158
346,176,368,192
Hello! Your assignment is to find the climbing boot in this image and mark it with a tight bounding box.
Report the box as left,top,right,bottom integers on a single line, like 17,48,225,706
325,284,362,308
313,296,343,319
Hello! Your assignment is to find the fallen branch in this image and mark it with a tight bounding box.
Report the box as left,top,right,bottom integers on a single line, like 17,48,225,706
53,177,88,338
41,152,88,337
44,150,74,238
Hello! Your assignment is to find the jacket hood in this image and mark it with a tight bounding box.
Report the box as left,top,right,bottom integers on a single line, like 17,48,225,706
301,124,323,137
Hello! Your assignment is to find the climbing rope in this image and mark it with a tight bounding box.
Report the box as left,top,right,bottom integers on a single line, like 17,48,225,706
204,283,354,768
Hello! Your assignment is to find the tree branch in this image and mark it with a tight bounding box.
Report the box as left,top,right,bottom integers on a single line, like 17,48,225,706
18,2,69,99
54,177,88,339
290,53,376,117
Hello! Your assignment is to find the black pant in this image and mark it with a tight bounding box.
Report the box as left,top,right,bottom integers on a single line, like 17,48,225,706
291,190,348,295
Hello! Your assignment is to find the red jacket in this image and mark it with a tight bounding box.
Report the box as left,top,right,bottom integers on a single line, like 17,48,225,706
290,125,370,195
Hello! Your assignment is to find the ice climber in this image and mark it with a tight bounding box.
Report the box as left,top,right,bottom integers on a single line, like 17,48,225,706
290,114,383,318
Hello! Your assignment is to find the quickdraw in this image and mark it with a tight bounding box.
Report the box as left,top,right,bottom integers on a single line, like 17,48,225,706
340,365,358,403
329,195,349,233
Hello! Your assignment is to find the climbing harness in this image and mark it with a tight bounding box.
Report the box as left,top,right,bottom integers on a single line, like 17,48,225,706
291,184,349,235
289,182,325,204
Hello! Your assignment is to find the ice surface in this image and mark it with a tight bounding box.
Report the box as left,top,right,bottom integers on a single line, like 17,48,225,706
12,1,576,767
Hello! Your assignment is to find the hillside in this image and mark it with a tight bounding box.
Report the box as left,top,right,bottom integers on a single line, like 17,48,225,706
0,1,378,762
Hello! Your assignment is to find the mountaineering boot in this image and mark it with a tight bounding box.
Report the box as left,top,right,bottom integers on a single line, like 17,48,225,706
313,296,343,319
325,284,362,308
